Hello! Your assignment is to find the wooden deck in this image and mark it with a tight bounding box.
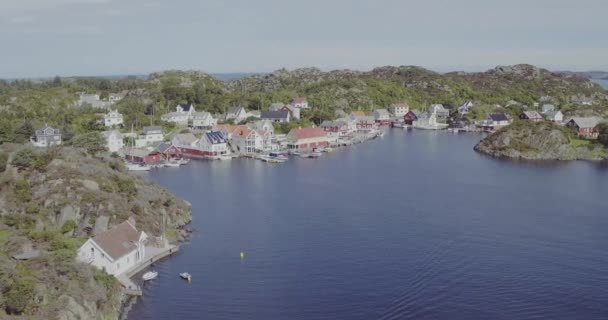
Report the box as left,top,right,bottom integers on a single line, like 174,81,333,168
116,244,180,296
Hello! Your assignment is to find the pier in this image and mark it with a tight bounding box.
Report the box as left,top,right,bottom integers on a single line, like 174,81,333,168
116,244,180,296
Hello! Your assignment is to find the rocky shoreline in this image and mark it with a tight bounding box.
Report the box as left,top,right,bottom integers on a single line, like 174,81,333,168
474,121,608,161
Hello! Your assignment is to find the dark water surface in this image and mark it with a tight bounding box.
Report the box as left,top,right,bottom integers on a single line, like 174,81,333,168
128,130,608,320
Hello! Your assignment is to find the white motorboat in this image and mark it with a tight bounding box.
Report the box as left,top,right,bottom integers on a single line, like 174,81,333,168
393,123,407,129
178,158,190,165
307,151,322,158
180,272,192,281
164,160,181,168
142,271,158,281
127,163,151,171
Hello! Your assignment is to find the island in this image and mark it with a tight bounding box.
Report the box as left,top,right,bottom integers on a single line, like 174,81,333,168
474,120,608,160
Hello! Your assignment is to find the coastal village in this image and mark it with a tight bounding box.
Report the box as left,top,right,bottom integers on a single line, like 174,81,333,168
30,92,607,170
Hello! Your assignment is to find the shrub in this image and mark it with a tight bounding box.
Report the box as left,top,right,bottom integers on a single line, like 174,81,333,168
94,271,117,291
71,132,107,154
113,176,137,197
60,220,77,234
4,277,35,315
32,152,53,172
11,148,35,169
25,203,39,215
14,178,31,202
0,152,7,172
131,204,143,215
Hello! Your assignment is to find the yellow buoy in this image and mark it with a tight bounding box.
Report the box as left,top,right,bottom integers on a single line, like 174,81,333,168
240,251,244,260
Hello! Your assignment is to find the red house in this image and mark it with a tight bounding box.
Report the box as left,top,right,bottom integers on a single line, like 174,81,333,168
156,142,182,160
566,117,601,138
124,149,163,164
403,111,418,125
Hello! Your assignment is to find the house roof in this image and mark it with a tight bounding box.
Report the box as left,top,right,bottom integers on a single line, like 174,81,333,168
233,126,253,138
374,109,389,116
356,116,375,123
192,112,212,119
522,111,542,119
292,97,307,104
261,110,289,120
173,133,197,145
351,111,366,117
35,124,60,136
156,142,173,153
429,104,448,113
214,124,236,133
142,126,163,134
390,102,410,108
177,103,194,111
269,103,286,111
289,127,326,140
489,113,509,121
205,131,226,144
320,120,347,127
569,117,602,129
227,106,245,115
92,220,143,261
124,148,154,158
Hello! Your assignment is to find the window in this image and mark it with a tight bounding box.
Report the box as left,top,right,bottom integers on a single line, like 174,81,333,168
91,247,95,257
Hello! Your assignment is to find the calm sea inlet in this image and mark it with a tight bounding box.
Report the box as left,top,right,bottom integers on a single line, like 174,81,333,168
128,129,608,320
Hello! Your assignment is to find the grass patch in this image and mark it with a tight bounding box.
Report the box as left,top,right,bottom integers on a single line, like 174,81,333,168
570,139,591,148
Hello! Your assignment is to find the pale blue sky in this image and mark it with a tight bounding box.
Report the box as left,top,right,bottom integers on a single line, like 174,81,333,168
1,0,607,78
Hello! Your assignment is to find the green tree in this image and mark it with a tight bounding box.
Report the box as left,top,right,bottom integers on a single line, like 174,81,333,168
11,148,35,169
14,121,34,144
71,132,107,154
14,178,31,202
597,123,608,147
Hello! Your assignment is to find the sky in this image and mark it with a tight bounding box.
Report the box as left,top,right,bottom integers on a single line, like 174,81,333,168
0,0,607,78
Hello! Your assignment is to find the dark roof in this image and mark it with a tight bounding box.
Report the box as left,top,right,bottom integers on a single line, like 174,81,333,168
156,142,172,153
178,103,193,111
261,111,289,120
142,126,163,134
205,131,226,144
489,113,509,121
35,124,61,136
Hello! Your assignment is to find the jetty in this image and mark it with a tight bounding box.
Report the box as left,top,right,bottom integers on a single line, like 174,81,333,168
117,243,180,296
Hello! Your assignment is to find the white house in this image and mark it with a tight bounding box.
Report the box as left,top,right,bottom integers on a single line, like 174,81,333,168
102,130,124,153
428,104,450,122
388,102,410,117
269,103,286,111
31,124,62,147
226,107,249,123
458,101,474,115
545,111,564,123
286,127,330,150
291,97,309,109
232,126,266,154
161,104,196,125
135,126,164,148
160,112,189,125
373,109,390,123
198,131,229,156
108,91,128,103
249,120,275,136
104,110,124,127
192,112,216,129
76,220,148,276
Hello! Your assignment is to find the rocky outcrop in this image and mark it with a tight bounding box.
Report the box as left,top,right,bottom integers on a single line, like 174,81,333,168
0,146,192,319
474,121,608,160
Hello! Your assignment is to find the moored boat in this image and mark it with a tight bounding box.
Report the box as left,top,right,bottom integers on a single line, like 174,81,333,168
142,271,158,281
127,163,152,171
179,272,192,281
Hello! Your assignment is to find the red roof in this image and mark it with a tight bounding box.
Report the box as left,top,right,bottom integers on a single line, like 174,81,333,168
292,97,307,104
289,127,326,140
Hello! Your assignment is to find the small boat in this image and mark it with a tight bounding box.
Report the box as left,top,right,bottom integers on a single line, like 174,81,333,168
127,163,151,171
178,158,190,165
142,271,158,281
323,147,333,153
307,151,322,158
393,123,407,129
179,272,191,281
164,160,181,167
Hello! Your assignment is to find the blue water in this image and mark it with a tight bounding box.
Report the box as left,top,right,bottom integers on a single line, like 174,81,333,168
128,130,608,320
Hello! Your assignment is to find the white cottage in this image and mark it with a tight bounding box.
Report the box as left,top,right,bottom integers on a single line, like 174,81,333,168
388,102,410,117
31,125,62,147
104,110,124,127
76,220,147,276
103,130,124,153
192,112,217,129
226,107,249,123
135,126,164,148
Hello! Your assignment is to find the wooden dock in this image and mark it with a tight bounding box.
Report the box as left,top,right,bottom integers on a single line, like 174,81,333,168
117,244,180,296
